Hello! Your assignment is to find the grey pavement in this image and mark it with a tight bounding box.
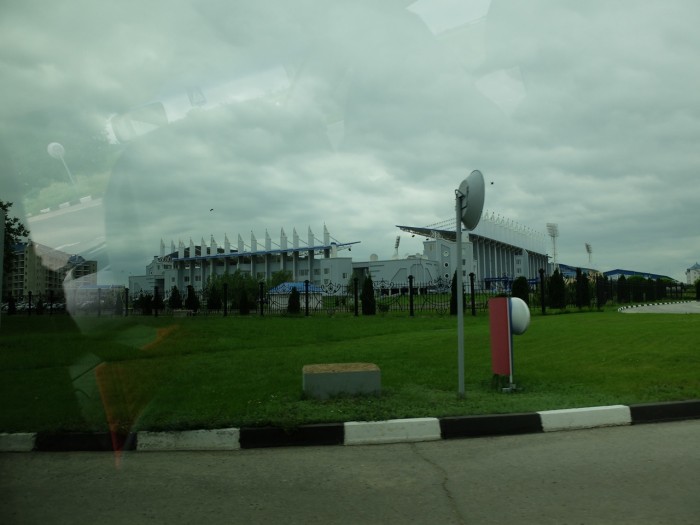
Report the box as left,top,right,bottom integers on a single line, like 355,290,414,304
2,420,699,525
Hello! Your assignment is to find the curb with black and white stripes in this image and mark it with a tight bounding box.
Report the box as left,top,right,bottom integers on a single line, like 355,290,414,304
1,400,698,452
617,300,693,312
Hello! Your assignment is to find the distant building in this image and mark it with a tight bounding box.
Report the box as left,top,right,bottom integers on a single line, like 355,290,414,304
128,225,356,295
129,217,553,296
396,211,549,289
604,269,676,282
3,241,97,300
686,263,700,284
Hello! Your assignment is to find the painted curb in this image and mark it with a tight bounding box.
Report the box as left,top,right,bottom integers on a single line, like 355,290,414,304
538,405,631,432
239,423,344,449
617,301,693,312
2,401,698,452
138,428,240,451
629,400,700,423
0,432,36,452
344,418,441,446
439,412,542,439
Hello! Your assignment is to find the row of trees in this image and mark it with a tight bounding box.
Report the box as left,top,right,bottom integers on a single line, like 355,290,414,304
509,269,684,310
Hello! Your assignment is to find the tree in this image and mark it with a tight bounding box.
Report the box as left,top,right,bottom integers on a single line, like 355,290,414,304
135,292,153,315
168,286,183,310
628,275,646,302
361,273,376,315
185,285,200,312
114,289,124,316
695,278,700,300
595,275,608,310
2,201,30,279
547,269,566,309
617,275,630,303
449,271,467,314
268,270,292,290
511,276,530,306
575,268,590,308
287,286,301,314
206,271,257,311
205,280,222,310
239,288,250,315
153,289,165,313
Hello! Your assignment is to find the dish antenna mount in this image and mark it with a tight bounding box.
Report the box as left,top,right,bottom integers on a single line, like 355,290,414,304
455,170,485,398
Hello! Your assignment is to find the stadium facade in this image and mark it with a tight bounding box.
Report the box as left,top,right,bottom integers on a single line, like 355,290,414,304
128,215,552,296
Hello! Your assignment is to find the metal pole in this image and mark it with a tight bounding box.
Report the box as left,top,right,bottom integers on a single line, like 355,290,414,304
469,272,476,316
304,280,310,317
408,275,414,317
223,283,228,317
353,278,359,317
0,209,4,328
539,268,546,315
259,282,264,316
456,191,465,398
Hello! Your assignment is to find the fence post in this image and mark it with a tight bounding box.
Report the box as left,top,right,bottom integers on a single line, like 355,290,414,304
304,280,310,316
259,282,264,316
469,272,476,316
223,283,228,317
408,275,414,317
28,291,32,316
353,277,359,317
539,268,546,315
125,288,129,316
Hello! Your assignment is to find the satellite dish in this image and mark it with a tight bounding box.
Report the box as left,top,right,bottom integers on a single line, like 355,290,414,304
457,170,485,230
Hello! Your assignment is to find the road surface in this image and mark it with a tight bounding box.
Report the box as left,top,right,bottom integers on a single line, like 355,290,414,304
1,420,698,524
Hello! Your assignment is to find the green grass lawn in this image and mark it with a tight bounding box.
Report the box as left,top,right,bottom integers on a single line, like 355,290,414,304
0,309,698,433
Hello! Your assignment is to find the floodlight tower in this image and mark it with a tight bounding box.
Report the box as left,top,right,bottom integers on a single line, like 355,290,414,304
585,243,592,265
546,223,559,271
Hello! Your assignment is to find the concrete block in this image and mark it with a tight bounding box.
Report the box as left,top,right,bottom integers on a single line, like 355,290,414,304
0,433,36,452
538,405,631,432
344,418,441,445
137,428,240,451
303,363,380,400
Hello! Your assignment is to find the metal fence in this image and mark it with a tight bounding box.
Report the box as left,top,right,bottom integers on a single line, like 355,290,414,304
3,276,694,317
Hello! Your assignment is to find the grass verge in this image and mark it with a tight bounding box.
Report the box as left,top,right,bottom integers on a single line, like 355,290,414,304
0,310,698,433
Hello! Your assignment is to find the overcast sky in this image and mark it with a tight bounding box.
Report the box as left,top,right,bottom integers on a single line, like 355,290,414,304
2,0,699,283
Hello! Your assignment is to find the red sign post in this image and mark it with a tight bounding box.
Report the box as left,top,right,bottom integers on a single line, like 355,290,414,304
488,297,530,391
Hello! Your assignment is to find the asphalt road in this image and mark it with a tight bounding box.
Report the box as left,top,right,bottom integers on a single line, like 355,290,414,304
1,420,698,525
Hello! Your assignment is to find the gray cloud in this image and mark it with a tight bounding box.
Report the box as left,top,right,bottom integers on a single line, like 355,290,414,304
2,0,699,282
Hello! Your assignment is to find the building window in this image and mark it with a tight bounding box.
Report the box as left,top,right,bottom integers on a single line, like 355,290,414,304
184,276,190,282
323,268,330,274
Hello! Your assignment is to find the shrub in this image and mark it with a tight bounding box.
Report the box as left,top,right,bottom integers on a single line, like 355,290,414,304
287,287,301,314
168,286,183,310
511,276,530,306
548,269,566,309
361,273,376,315
185,285,200,313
